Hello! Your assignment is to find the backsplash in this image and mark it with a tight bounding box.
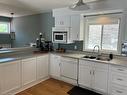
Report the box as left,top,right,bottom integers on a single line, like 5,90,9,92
53,41,83,51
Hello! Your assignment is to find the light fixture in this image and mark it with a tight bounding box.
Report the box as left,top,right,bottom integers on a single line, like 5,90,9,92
69,0,90,11
96,16,111,24
10,13,15,40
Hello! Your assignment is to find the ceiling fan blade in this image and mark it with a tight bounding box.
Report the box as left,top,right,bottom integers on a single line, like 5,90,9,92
69,0,90,11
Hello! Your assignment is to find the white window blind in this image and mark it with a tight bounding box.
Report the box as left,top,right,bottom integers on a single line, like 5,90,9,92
88,25,102,49
84,13,121,52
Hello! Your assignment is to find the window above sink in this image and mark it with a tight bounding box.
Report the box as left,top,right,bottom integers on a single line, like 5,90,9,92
83,12,122,54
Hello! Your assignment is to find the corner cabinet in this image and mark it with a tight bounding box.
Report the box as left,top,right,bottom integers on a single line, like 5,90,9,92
37,54,49,80
22,57,37,86
0,60,21,95
50,54,61,79
79,59,109,94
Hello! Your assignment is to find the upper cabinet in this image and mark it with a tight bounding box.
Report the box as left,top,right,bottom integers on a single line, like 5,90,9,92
70,15,81,41
54,14,83,41
55,16,71,27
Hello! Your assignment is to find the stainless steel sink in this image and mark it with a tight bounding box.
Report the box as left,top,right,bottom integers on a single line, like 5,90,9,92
83,55,110,61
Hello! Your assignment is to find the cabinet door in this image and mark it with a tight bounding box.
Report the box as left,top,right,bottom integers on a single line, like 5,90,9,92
55,16,70,27
70,15,80,41
79,65,92,88
22,58,36,86
92,68,108,93
50,54,61,78
37,55,49,80
0,60,21,94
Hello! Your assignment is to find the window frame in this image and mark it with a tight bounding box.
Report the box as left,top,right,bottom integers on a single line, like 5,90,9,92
0,22,10,34
83,12,123,54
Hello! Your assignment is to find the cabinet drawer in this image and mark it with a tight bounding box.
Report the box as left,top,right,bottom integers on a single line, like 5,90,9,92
111,84,127,95
111,73,127,86
94,62,109,69
111,65,127,74
79,60,94,66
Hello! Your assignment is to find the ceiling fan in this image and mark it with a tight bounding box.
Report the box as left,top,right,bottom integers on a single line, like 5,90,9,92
69,0,99,11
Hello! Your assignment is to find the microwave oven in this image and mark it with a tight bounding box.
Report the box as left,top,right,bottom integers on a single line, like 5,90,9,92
52,27,70,43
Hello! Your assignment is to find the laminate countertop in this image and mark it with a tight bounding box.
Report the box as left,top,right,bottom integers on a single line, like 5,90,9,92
0,52,127,67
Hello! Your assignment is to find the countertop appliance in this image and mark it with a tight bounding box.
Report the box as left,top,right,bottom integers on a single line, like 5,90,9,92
52,27,70,43
122,41,127,55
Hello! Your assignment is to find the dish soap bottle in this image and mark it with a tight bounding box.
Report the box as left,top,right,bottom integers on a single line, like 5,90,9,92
109,53,113,60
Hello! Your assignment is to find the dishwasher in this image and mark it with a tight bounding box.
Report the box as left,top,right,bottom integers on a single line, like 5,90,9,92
60,57,78,85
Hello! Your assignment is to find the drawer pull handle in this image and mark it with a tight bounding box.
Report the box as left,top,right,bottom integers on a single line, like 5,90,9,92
118,69,124,71
117,78,123,81
116,90,123,93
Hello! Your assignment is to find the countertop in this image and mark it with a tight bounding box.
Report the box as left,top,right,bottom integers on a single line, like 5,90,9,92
0,51,127,67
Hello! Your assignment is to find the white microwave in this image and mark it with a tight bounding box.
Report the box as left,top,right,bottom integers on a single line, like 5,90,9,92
52,27,70,43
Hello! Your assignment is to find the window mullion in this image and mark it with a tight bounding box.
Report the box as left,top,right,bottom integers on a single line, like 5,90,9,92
100,25,104,50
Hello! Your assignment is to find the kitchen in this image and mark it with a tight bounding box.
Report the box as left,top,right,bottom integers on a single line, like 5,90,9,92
0,0,127,95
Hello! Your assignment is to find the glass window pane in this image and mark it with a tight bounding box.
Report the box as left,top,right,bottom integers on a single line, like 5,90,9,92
87,25,102,49
102,24,119,50
0,23,9,33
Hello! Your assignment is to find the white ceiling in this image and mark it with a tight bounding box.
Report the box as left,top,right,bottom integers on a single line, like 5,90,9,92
0,0,97,17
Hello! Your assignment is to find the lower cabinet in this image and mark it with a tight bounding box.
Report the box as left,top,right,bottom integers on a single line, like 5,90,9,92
22,57,37,86
79,60,109,94
50,54,61,79
37,54,49,80
0,60,21,95
109,65,127,95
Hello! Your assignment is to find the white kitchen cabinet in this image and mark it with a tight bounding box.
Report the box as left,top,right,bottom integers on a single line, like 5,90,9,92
37,54,49,80
92,68,108,93
0,60,21,95
79,64,92,88
70,15,81,41
22,57,36,86
55,16,71,27
54,14,82,42
79,60,109,94
109,65,127,95
60,57,78,84
50,54,61,79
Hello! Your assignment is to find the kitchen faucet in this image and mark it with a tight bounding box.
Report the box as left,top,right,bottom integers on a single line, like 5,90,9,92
92,45,100,57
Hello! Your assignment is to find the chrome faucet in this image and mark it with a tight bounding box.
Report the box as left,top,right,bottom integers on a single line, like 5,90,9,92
92,45,100,57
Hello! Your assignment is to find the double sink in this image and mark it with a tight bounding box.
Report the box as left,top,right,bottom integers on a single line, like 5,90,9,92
83,55,111,61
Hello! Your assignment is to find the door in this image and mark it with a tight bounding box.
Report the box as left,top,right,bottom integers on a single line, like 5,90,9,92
92,68,108,93
37,55,49,80
0,60,21,94
79,65,92,88
50,54,61,78
22,57,36,86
